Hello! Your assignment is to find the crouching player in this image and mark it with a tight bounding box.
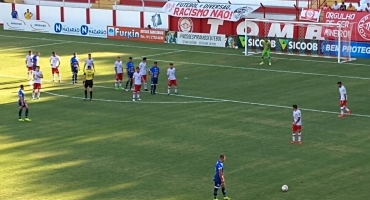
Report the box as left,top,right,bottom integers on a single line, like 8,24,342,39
18,85,31,122
149,62,160,94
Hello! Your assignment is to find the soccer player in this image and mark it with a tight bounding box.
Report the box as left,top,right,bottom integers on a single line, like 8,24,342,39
132,67,142,101
149,62,160,94
50,52,61,82
260,38,272,66
338,81,351,117
18,85,31,122
114,56,124,90
32,52,40,71
125,57,135,91
139,57,148,91
291,104,302,144
26,51,33,80
213,154,231,200
32,66,43,100
167,63,177,95
83,65,94,101
84,53,95,72
71,53,79,84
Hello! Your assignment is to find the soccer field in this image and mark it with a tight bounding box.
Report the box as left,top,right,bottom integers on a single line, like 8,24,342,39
1,27,370,200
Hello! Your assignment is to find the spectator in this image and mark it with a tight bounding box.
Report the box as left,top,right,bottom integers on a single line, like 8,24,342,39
356,2,363,11
322,2,330,10
147,25,152,29
340,2,346,10
332,1,340,10
11,8,18,18
347,3,355,11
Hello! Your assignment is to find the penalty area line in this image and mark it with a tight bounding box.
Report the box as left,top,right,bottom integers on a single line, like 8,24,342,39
43,91,223,104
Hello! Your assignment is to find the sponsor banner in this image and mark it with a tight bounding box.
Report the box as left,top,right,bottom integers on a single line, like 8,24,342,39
4,18,51,33
3,18,107,38
238,36,320,54
322,10,370,42
320,41,370,58
165,31,178,44
300,8,321,22
107,26,165,43
177,32,226,47
162,2,259,22
143,12,169,30
53,23,107,38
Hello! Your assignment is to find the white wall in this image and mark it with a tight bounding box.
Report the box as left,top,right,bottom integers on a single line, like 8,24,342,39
23,0,91,8
115,5,162,12
90,9,112,26
0,3,12,24
116,10,140,28
40,5,60,22
64,7,86,24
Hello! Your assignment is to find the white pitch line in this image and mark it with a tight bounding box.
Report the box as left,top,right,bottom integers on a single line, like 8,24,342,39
0,34,368,66
1,74,370,118
44,91,221,104
0,41,70,52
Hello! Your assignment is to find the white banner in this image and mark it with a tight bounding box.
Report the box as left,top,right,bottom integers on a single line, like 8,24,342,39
300,8,321,22
143,12,169,30
162,2,259,22
3,18,107,38
177,32,226,47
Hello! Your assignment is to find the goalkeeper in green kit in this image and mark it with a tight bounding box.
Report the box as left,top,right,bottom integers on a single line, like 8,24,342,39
260,38,272,66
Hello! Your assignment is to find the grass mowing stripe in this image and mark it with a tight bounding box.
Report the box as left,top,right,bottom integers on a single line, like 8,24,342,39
0,34,367,66
0,41,70,52
2,74,369,118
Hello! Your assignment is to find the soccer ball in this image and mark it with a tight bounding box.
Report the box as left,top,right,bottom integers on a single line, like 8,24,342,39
234,46,238,49
281,185,288,192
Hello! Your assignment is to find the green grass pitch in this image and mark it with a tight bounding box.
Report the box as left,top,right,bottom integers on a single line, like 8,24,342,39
0,27,370,200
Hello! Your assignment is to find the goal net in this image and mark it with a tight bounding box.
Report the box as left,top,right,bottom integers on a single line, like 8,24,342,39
244,19,356,63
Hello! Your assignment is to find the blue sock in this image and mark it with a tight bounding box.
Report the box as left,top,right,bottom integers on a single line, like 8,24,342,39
213,188,218,198
18,109,22,119
222,187,226,196
25,108,29,118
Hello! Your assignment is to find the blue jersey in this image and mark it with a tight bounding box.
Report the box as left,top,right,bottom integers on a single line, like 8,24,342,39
18,89,25,106
32,55,38,66
149,66,160,79
71,57,79,69
214,160,224,181
126,61,134,73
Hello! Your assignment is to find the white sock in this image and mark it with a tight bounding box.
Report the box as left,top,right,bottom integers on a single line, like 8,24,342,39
298,132,301,142
119,82,122,87
132,93,136,99
58,74,61,81
32,91,35,98
37,91,40,98
340,109,344,115
292,133,296,141
144,83,147,89
175,87,178,93
52,74,54,80
115,82,118,87
168,88,170,94
345,107,349,112
137,92,140,99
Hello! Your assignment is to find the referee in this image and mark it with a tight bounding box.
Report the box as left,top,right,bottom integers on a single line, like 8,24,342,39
83,65,94,101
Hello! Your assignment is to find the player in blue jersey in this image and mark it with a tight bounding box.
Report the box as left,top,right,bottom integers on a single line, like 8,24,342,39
214,154,231,200
125,57,135,91
71,53,79,84
18,85,31,122
149,62,160,94
32,52,40,71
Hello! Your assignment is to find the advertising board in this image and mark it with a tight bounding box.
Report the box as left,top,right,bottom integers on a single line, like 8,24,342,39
176,32,226,47
320,41,370,58
3,18,107,38
107,26,165,43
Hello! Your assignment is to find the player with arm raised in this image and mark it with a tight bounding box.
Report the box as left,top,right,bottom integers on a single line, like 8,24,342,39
125,57,134,91
84,54,95,72
291,104,302,144
32,66,43,100
139,57,148,91
338,81,351,117
260,38,272,66
71,53,79,84
18,85,31,122
149,62,160,94
50,52,61,82
213,154,231,200
114,56,124,90
26,51,33,80
132,67,142,101
167,63,177,95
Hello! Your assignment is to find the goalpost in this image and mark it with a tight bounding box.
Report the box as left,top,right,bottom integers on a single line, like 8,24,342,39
244,19,356,63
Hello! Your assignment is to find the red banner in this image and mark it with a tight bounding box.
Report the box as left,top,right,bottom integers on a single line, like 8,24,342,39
322,10,370,42
106,26,165,43
300,8,321,22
